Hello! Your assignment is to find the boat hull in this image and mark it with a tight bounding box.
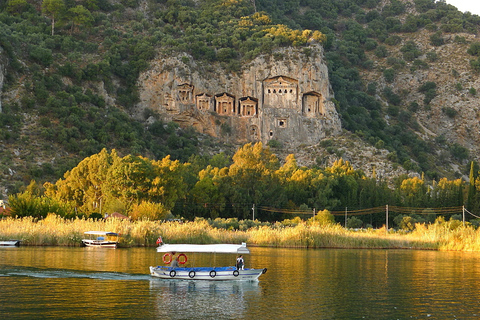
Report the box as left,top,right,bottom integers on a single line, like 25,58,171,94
149,266,266,281
0,240,21,247
81,240,118,248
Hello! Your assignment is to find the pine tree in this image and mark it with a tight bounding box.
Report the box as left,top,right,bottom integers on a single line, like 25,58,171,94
41,0,65,36
467,161,478,212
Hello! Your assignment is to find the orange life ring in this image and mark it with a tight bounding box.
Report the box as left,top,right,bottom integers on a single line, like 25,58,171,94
163,253,173,264
178,253,188,264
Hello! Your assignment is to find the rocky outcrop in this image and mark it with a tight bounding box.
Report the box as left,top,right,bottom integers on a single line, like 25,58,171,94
137,44,342,148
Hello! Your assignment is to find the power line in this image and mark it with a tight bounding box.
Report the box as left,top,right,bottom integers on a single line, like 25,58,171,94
259,205,465,216
176,201,472,219
464,207,480,219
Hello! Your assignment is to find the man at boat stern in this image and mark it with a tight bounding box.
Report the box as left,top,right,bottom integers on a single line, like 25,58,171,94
171,255,180,268
236,255,244,270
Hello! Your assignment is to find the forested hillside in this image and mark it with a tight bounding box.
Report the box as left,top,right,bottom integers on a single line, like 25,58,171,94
1,0,480,200
261,0,480,179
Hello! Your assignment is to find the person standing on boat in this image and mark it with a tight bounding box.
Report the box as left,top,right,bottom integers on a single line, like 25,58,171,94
171,255,180,268
236,255,244,270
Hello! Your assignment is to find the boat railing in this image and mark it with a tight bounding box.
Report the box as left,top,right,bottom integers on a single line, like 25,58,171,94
155,266,239,271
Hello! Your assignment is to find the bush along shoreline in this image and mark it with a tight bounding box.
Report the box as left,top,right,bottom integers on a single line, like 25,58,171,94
1,214,480,251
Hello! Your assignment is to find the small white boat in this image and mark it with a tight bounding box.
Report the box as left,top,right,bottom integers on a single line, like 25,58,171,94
149,242,267,281
81,231,119,248
0,240,21,247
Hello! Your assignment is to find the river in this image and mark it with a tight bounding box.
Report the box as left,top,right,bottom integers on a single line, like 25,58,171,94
1,246,479,319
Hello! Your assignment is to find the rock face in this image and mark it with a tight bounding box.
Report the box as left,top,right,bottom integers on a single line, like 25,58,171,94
137,44,342,147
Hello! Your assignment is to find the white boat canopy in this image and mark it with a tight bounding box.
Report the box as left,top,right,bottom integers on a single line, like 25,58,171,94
156,243,250,254
84,231,119,236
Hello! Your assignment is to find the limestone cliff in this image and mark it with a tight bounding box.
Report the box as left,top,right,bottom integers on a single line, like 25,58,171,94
137,44,342,148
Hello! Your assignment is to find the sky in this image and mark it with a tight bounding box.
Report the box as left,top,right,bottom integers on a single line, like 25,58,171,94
444,0,480,15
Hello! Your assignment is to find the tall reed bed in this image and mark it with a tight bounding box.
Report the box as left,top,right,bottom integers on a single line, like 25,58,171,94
411,221,480,251
247,223,431,249
0,215,248,247
1,214,480,251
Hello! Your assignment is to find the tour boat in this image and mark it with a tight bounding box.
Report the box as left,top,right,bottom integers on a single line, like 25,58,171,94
0,240,21,246
81,231,119,248
149,241,267,281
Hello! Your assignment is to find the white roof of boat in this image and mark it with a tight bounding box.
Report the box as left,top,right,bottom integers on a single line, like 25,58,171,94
156,243,250,254
84,231,118,236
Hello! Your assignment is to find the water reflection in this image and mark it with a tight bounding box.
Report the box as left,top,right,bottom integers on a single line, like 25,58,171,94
149,280,261,319
3,247,480,319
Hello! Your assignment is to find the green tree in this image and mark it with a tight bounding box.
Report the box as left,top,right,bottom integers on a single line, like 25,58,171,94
148,155,188,211
190,166,227,219
393,215,416,231
227,142,284,219
383,68,395,83
346,216,363,228
44,148,118,215
466,161,477,212
277,155,317,210
311,209,335,226
6,0,29,15
29,45,53,66
418,81,437,104
398,176,428,207
104,154,158,211
45,149,187,216
400,40,421,61
68,5,94,33
467,42,480,56
42,0,66,36
429,31,444,46
9,181,73,218
323,159,364,209
430,178,464,208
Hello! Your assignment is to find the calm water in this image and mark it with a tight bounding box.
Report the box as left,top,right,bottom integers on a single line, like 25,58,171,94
1,246,480,319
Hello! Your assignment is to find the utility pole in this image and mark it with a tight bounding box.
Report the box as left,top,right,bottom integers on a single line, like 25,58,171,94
386,204,389,235
252,204,255,221
345,207,347,228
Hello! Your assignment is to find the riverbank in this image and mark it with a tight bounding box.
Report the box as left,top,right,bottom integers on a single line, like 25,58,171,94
1,214,479,251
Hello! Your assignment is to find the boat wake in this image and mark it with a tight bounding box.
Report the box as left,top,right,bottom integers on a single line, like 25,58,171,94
0,266,151,281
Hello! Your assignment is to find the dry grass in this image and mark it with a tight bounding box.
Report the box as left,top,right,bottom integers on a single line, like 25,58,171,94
1,214,480,251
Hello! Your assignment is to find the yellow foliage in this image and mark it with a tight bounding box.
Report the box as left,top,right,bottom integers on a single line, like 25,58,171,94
230,142,279,173
252,12,271,25
310,30,326,42
310,209,335,226
239,12,272,27
264,24,325,45
325,159,357,176
129,201,169,221
437,177,463,189
400,176,425,197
